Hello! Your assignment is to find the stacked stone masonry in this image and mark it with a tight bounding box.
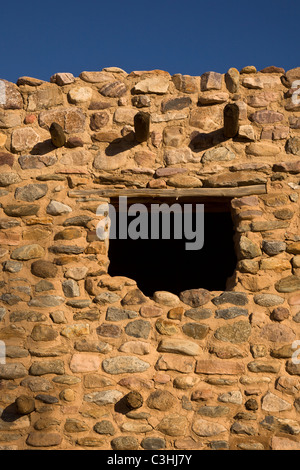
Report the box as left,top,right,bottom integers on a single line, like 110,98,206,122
0,65,300,450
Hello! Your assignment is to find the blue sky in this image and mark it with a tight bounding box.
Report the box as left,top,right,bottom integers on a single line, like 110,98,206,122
0,0,298,83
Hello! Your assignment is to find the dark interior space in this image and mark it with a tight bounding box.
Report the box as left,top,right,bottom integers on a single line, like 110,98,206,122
107,198,237,297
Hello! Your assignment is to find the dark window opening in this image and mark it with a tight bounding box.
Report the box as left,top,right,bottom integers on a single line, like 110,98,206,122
107,197,237,297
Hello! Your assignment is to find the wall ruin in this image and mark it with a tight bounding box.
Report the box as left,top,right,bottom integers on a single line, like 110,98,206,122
0,65,300,450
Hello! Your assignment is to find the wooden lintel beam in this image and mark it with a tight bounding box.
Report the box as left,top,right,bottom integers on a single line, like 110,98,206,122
69,184,267,199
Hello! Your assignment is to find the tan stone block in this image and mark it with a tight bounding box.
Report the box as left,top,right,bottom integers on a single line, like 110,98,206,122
69,353,100,373
0,132,7,146
195,359,244,375
11,127,40,152
260,257,291,272
0,230,20,245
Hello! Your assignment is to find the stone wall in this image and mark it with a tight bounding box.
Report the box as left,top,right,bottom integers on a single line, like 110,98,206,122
0,65,300,450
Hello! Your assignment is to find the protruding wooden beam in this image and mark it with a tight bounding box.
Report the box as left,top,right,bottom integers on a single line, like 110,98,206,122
68,185,267,199
50,122,66,147
134,111,150,142
223,103,239,138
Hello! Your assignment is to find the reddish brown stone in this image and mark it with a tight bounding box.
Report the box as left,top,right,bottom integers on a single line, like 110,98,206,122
99,81,127,98
249,110,284,124
260,66,285,74
140,305,163,318
271,307,290,322
195,360,244,375
273,161,300,173
0,151,14,167
90,112,109,130
38,107,86,134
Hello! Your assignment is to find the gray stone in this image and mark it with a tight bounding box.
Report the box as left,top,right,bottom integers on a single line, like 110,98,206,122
0,79,23,109
21,376,53,392
9,311,46,322
67,299,91,308
218,390,243,404
157,414,188,436
93,420,115,435
215,307,248,320
0,172,20,187
197,405,230,418
49,245,85,255
74,338,112,354
96,324,122,338
161,97,191,113
212,292,248,306
192,418,226,437
111,436,139,450
29,360,65,376
121,288,148,305
46,200,72,216
262,240,286,256
141,437,166,450
62,279,80,298
3,260,23,273
63,215,92,227
253,294,284,307
36,394,59,405
0,218,21,229
28,296,65,307
239,236,262,259
184,308,212,320
15,184,48,202
247,360,280,374
202,146,235,163
1,293,22,305
230,422,256,436
286,137,300,156
106,307,137,321
84,390,123,405
3,204,39,217
275,276,300,293
94,292,120,305
125,319,151,339
0,363,28,379
179,288,210,307
102,356,150,374
0,307,6,321
18,155,57,169
214,321,251,343
11,244,44,261
182,323,209,339
35,280,55,292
